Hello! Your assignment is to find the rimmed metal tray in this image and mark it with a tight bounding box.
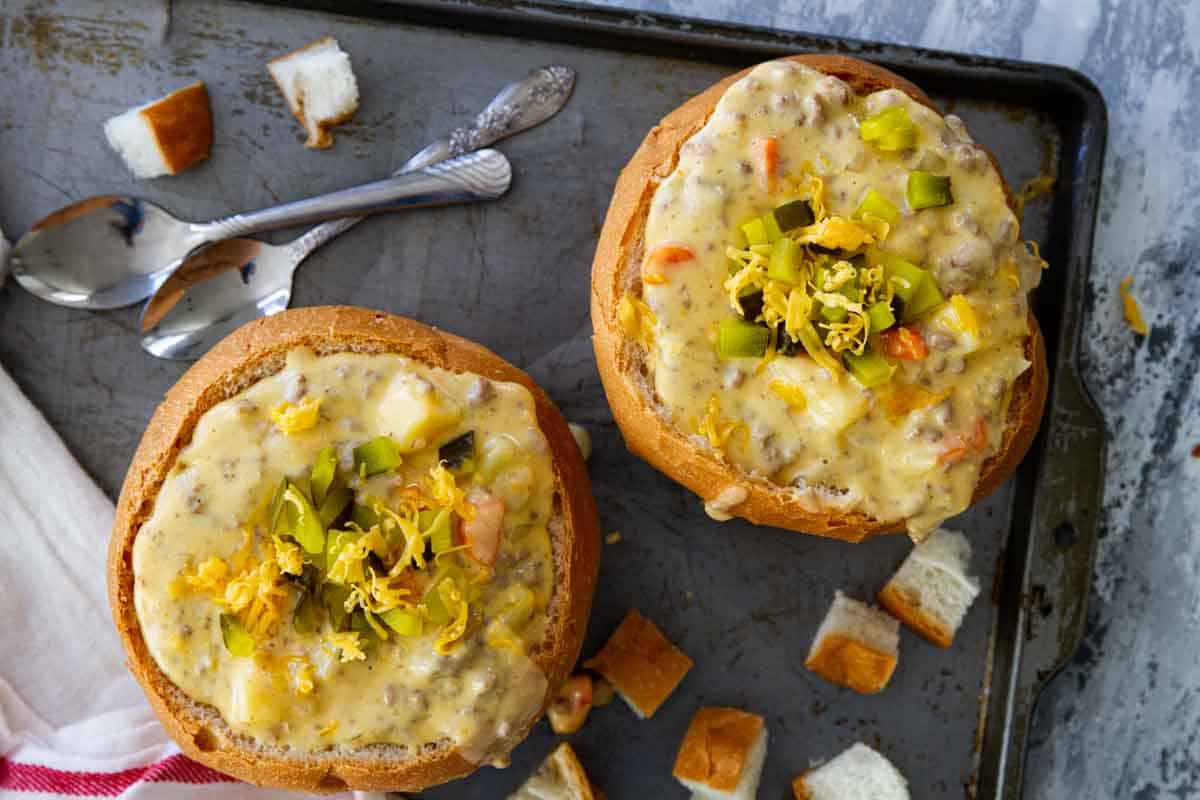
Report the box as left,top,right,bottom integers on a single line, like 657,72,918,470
0,0,1106,796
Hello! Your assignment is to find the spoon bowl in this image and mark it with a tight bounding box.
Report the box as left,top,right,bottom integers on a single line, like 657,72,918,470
12,148,513,311
13,196,196,309
139,239,291,360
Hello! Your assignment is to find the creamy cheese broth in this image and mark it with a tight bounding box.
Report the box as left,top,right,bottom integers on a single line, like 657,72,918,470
133,348,555,757
641,60,1042,536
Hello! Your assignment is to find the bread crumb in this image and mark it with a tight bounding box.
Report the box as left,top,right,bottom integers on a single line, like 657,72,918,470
568,422,592,460
605,531,621,545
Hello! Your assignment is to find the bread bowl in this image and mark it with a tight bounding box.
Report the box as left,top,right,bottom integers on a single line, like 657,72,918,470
108,306,600,793
591,54,1049,541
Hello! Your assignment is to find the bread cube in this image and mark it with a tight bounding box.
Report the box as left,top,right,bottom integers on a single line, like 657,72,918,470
804,591,899,694
267,37,360,149
103,82,213,178
792,742,909,800
508,742,598,800
584,609,692,718
673,707,768,800
878,527,980,648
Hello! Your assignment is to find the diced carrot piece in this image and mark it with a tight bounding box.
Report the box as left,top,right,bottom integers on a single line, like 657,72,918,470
648,244,696,266
881,326,929,361
759,136,779,181
939,416,988,465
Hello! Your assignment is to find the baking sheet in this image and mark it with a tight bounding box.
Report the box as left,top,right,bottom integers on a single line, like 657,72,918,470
0,0,1106,797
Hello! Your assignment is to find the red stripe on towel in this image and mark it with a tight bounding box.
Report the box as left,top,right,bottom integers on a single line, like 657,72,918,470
0,754,236,795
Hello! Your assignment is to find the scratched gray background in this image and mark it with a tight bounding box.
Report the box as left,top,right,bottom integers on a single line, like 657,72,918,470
0,0,1176,797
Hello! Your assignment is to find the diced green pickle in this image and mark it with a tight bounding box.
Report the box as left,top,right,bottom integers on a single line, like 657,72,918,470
772,199,815,231
855,189,900,224
766,237,802,285
309,446,338,506
354,435,403,476
906,171,954,209
219,613,255,657
867,301,897,332
860,107,917,151
741,217,769,246
844,349,894,388
381,607,422,637
718,319,770,358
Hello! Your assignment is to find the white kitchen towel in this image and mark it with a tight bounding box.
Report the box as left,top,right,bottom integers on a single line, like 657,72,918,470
0,362,340,798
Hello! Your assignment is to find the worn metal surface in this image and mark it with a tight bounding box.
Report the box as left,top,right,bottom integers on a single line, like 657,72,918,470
0,1,1104,798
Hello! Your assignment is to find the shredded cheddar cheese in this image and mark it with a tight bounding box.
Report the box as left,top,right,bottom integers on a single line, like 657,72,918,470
273,537,303,576
184,557,229,595
999,260,1021,288
882,384,954,421
617,293,657,350
1119,276,1148,335
326,632,366,663
697,393,742,450
426,462,472,519
434,580,470,655
948,295,980,337
769,379,807,410
270,397,322,434
290,657,316,695
1014,174,1056,220
317,721,339,737
793,217,875,251
326,528,389,587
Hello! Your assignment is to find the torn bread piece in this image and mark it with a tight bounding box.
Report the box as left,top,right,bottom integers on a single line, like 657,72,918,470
879,527,980,648
792,742,910,800
584,609,693,718
509,742,598,800
673,707,768,800
267,37,360,149
103,82,213,178
805,591,899,694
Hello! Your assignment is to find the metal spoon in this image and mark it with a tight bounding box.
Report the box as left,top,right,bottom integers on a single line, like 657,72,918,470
139,65,577,361
10,149,512,311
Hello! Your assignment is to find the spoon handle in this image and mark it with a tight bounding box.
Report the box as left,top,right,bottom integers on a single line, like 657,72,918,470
192,150,511,242
283,66,575,262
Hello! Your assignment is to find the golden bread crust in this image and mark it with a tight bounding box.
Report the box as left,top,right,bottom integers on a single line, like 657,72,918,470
107,306,600,793
552,742,597,800
793,772,815,800
672,706,765,792
589,53,1049,542
877,583,954,649
140,81,213,175
583,609,693,719
803,633,898,695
